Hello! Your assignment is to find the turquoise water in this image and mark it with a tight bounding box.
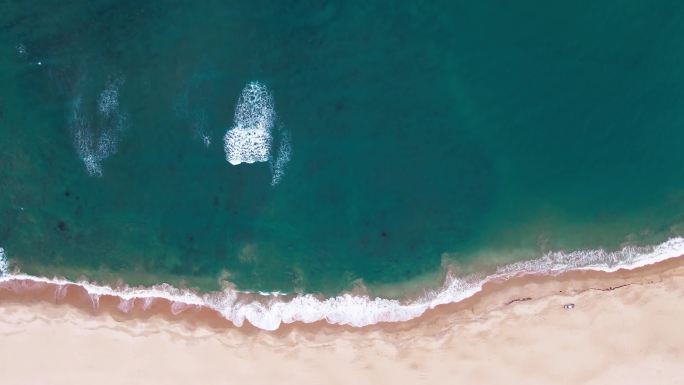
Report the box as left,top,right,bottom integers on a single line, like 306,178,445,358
2,1,684,296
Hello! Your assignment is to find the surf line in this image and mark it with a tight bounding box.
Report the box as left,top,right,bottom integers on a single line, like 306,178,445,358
1,238,683,331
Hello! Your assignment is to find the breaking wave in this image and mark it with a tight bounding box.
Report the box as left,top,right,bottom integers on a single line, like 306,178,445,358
71,77,127,177
224,81,292,184
1,237,683,331
224,81,275,165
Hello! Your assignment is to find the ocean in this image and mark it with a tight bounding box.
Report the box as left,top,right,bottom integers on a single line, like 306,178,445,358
2,1,684,329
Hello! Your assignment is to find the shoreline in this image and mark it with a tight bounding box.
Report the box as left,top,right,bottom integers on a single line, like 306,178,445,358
1,248,683,335
3,237,684,331
1,251,684,383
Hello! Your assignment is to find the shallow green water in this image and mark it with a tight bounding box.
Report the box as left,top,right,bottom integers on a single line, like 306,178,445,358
2,1,684,295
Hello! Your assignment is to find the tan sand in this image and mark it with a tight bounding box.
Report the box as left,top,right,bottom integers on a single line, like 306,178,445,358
1,259,683,385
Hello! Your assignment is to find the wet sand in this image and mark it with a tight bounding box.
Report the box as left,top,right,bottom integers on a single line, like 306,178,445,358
1,257,683,384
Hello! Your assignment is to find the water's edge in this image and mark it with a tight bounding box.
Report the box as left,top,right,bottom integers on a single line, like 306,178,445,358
1,238,683,331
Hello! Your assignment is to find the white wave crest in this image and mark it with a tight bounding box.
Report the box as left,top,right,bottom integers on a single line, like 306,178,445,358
492,237,684,276
1,237,683,331
224,81,275,165
71,77,127,177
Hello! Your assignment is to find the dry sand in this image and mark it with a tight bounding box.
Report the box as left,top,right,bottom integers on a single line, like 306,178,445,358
0,259,683,385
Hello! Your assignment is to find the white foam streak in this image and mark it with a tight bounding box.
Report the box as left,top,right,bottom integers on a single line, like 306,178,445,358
89,294,100,310
270,131,291,186
2,237,684,331
54,285,68,301
142,297,155,310
0,247,8,276
117,298,134,313
492,237,684,277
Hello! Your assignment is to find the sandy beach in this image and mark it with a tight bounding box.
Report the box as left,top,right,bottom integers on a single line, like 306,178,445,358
0,257,683,384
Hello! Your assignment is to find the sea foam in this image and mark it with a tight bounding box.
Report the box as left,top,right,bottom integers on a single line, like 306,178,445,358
270,130,291,186
0,247,8,276
0,237,683,331
224,81,275,165
71,77,127,177
224,81,291,183
97,81,120,117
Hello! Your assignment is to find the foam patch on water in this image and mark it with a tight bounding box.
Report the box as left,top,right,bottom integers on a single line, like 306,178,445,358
224,81,275,165
234,82,276,133
224,81,292,184
194,110,211,148
97,79,121,117
2,237,683,331
0,248,8,276
270,130,291,186
71,77,127,177
224,128,272,165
